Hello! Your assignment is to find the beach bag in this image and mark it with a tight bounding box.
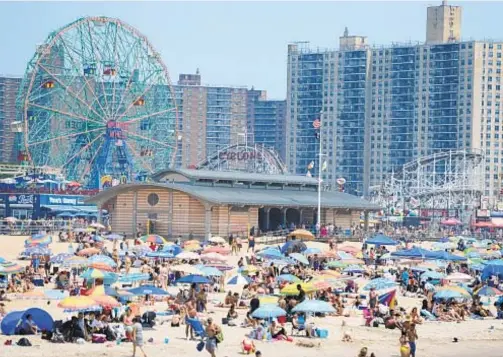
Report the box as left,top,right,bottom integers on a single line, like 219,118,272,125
92,334,106,343
221,318,229,325
196,341,205,351
216,331,224,343
17,338,32,347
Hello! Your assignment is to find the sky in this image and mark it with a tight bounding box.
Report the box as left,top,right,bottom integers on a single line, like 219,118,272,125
1,1,503,99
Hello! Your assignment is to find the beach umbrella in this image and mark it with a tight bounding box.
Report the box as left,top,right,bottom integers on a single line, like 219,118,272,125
288,253,309,265
239,265,260,275
88,254,117,267
184,244,201,252
391,247,436,259
420,271,445,281
197,266,223,277
208,236,226,244
343,265,367,274
118,273,150,283
128,285,170,296
73,228,88,233
281,240,307,254
258,295,278,305
50,253,73,264
362,278,397,291
303,247,322,255
251,305,287,319
227,274,251,285
202,246,231,255
365,234,398,246
57,212,75,218
326,260,351,269
87,285,121,308
475,286,502,297
176,252,200,260
292,299,336,314
140,234,167,245
256,248,284,259
146,251,175,259
184,240,200,247
103,286,134,298
280,282,316,295
105,233,124,240
446,272,474,282
310,279,331,291
77,247,101,256
0,257,5,264
435,286,471,299
170,264,200,274
58,296,101,311
89,262,115,272
287,229,314,241
177,274,211,284
25,236,52,247
5,217,17,223
61,256,89,268
337,245,360,254
31,233,47,240
23,246,51,256
200,253,227,262
162,245,183,255
0,261,24,275
80,268,118,282
277,274,301,283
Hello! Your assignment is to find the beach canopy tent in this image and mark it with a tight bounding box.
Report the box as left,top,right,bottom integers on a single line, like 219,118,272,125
430,251,467,261
365,234,398,246
281,240,307,254
1,308,53,335
391,247,437,259
481,264,503,280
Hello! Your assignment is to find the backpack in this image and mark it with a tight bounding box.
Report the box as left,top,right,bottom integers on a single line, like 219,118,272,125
17,338,32,347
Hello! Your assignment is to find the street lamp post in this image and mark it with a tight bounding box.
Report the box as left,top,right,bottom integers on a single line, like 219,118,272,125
317,111,323,235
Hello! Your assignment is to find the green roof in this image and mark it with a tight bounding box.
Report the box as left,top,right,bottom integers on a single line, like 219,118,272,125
86,182,381,211
152,168,318,186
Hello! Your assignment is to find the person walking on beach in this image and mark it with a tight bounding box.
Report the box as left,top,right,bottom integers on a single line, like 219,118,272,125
132,316,147,357
407,322,418,357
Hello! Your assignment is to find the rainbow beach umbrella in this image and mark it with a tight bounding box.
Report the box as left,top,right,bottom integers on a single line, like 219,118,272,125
0,261,24,275
475,286,502,297
140,234,166,245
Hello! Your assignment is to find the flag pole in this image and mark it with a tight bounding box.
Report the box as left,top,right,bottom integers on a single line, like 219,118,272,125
317,111,323,237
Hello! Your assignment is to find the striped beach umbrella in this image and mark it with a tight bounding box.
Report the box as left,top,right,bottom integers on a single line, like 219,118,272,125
140,234,166,245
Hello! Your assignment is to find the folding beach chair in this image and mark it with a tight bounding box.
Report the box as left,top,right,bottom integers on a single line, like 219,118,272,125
186,318,207,340
291,315,306,335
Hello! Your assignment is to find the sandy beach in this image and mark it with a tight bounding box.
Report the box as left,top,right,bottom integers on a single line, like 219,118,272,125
1,235,502,357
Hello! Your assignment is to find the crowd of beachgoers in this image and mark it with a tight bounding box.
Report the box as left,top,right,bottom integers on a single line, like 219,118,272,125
0,226,502,357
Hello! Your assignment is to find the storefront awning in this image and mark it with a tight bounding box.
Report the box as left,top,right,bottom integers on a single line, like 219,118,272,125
41,205,79,213
76,206,98,213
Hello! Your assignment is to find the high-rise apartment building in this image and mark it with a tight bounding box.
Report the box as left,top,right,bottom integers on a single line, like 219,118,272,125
287,2,503,203
0,76,22,163
174,73,285,168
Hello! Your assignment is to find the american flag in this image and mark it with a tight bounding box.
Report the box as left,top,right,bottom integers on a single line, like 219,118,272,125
312,119,321,129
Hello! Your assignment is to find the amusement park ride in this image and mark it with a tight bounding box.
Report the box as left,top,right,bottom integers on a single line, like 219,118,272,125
369,150,485,224
15,16,178,189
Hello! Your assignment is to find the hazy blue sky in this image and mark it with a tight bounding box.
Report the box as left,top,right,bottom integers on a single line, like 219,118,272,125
1,1,502,98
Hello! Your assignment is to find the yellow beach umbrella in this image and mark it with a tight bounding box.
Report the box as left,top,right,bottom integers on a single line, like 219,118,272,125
436,285,471,297
281,282,316,295
58,296,100,311
258,295,279,305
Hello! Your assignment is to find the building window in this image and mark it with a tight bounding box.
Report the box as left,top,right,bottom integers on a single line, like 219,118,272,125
147,193,160,207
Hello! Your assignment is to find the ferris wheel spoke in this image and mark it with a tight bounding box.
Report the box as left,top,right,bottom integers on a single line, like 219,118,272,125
37,63,107,122
110,40,144,120
115,79,157,123
58,34,109,121
79,138,105,182
123,129,176,148
28,102,105,127
62,133,104,168
122,107,176,125
86,20,112,119
28,127,104,147
124,140,153,173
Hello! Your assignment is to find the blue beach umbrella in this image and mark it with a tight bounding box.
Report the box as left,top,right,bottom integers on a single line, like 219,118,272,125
227,274,251,285
303,248,322,255
362,278,397,291
292,299,336,314
288,253,309,265
343,265,366,274
88,254,117,267
128,285,170,296
277,274,301,283
197,266,223,277
176,274,211,284
23,246,51,256
118,273,150,283
420,271,445,281
104,233,123,240
146,251,175,259
257,248,283,259
251,305,287,319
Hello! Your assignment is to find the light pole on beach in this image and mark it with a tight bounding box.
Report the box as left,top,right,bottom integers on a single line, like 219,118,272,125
316,111,324,235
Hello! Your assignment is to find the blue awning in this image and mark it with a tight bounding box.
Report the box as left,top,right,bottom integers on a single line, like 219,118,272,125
76,206,98,213
40,205,79,213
